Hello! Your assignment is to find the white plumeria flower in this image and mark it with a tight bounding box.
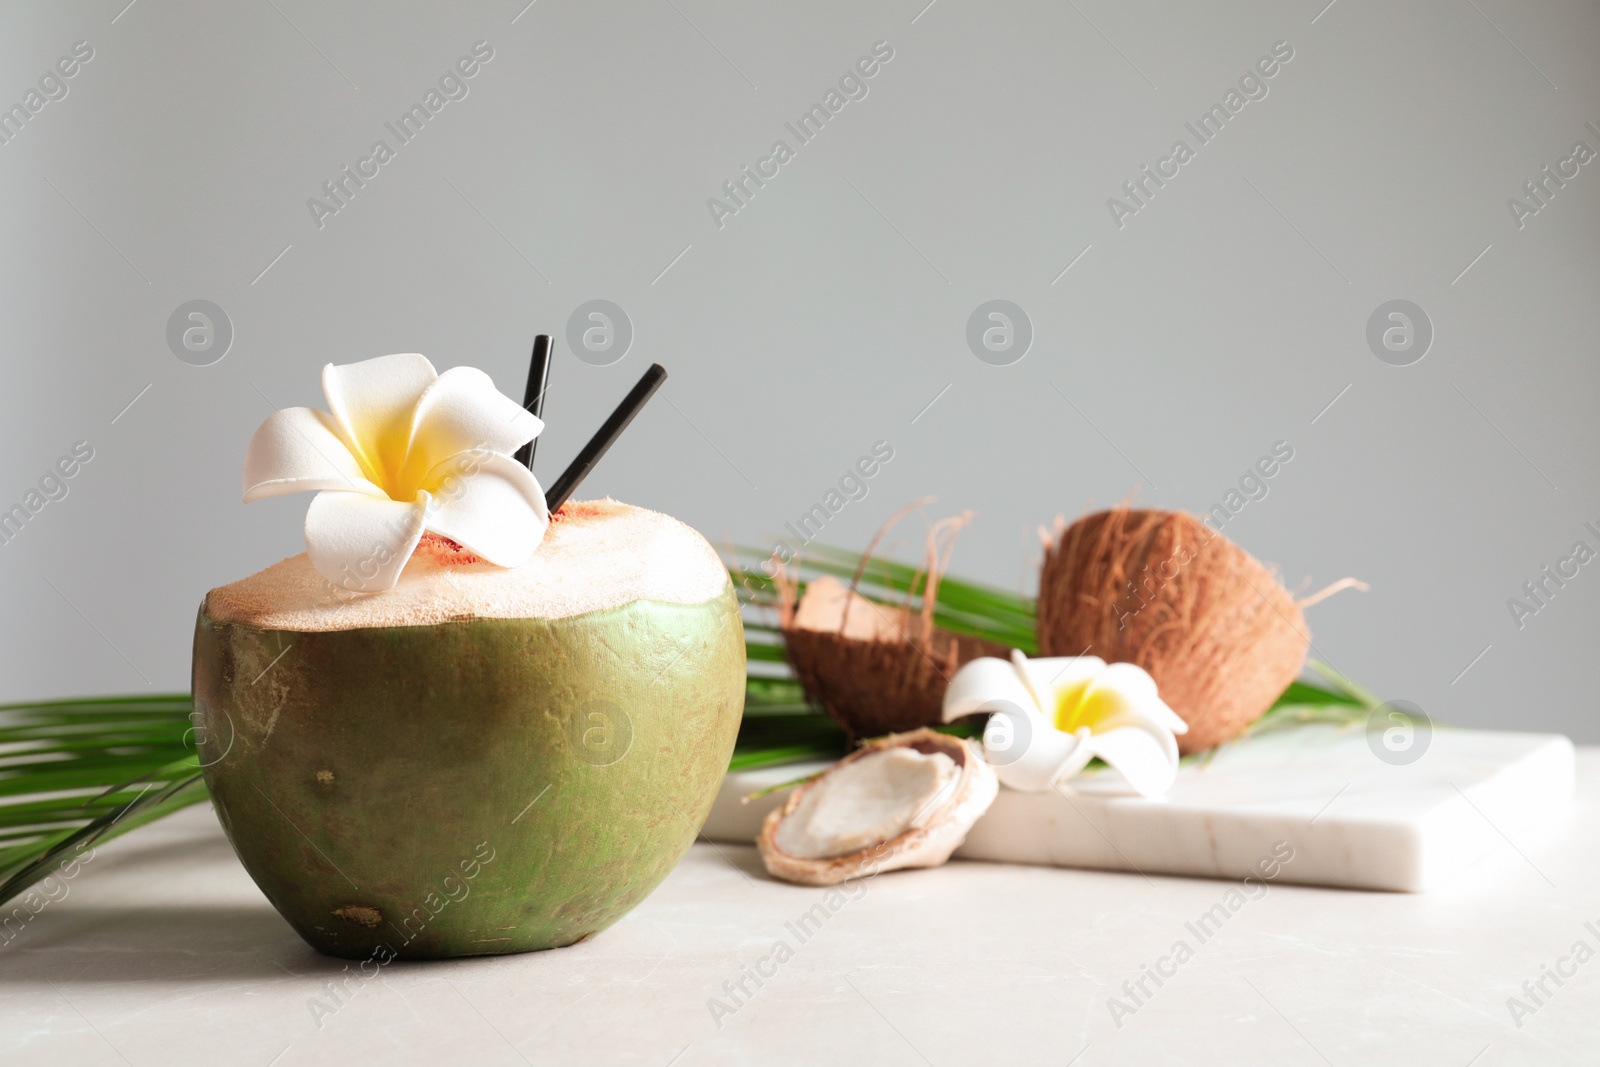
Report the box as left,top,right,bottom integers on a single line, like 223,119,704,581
243,353,548,594
941,650,1189,798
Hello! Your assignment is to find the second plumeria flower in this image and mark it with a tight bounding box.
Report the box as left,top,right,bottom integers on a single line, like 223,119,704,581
243,353,548,593
941,650,1189,798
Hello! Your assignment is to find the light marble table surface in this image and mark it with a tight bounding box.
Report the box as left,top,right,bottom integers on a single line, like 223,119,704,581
4,751,1598,1067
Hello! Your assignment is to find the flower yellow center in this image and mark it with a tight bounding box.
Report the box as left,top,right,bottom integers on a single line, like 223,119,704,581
1053,679,1120,734
351,422,459,505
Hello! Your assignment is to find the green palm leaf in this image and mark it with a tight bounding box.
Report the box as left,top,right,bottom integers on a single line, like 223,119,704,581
0,695,206,910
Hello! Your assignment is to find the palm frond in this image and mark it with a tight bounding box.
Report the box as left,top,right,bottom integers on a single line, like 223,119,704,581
0,695,206,908
730,544,1039,653
725,544,1374,774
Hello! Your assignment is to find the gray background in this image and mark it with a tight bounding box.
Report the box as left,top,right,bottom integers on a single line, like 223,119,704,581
1,0,1595,738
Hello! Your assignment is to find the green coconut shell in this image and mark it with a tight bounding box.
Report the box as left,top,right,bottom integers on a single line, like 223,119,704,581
192,586,744,960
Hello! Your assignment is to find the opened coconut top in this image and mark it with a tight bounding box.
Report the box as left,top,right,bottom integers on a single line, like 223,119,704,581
206,499,729,631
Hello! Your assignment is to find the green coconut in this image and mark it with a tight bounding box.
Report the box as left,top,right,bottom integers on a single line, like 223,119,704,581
192,499,745,960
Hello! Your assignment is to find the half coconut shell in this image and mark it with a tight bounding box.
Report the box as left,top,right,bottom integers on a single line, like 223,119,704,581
1037,507,1308,754
782,577,1009,739
757,729,998,887
774,509,1007,739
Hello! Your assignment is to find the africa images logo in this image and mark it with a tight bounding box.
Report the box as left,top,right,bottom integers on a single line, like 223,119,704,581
706,40,895,230
1106,40,1295,229
306,42,495,230
0,40,94,148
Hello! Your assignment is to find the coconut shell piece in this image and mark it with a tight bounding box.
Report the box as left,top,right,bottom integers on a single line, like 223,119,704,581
757,729,998,887
1037,507,1307,754
782,579,1009,739
774,508,1006,739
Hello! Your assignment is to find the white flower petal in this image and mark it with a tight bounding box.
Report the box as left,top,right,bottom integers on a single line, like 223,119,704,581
1088,662,1190,735
243,407,384,503
1085,724,1181,798
420,451,549,567
398,367,542,492
304,489,430,594
951,650,1187,798
942,657,1036,721
322,354,438,484
984,709,1088,792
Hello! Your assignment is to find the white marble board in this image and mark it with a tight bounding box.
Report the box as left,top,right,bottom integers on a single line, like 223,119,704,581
700,725,1575,891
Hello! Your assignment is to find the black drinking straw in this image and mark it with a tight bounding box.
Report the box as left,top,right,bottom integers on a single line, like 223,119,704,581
512,334,554,471
544,364,668,513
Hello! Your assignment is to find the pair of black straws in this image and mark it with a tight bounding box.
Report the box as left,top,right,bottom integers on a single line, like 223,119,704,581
513,334,666,513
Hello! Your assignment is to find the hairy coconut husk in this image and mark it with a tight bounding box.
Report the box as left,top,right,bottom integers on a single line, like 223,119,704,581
1036,507,1308,754
783,616,1008,739
776,506,1007,740
757,729,997,887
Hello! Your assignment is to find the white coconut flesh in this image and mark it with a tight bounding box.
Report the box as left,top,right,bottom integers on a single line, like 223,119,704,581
790,575,905,642
773,747,960,860
205,499,730,629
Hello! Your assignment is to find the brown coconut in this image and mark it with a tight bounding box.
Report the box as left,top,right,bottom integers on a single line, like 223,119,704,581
1037,507,1308,754
756,729,997,887
776,509,1007,740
